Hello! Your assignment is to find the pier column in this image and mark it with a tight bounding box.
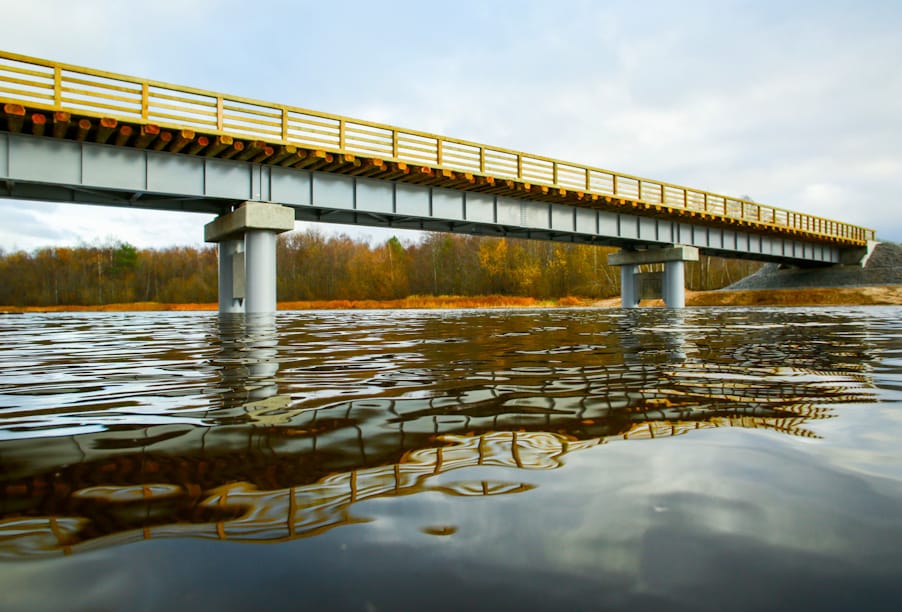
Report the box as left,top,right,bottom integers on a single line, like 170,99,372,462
620,264,640,308
245,229,278,314
663,260,686,308
608,245,699,308
217,238,244,314
205,202,295,315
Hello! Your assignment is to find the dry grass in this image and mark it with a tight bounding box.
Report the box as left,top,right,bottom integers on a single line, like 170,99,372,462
280,295,549,310
1,295,595,313
0,301,217,313
3,288,898,314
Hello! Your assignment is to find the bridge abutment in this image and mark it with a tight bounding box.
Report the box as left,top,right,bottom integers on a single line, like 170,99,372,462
205,202,295,315
608,245,699,308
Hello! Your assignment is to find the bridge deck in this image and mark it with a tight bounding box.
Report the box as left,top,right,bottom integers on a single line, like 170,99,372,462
0,50,873,245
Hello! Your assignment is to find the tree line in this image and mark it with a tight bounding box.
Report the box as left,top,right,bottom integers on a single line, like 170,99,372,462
0,231,760,306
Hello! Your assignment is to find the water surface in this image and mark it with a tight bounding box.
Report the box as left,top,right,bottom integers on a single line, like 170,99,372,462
1,307,901,610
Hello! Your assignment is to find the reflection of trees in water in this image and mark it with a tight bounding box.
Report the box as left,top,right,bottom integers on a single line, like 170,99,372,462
0,310,879,558
0,381,870,558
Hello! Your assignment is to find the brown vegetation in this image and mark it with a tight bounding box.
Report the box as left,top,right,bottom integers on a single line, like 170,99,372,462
0,231,760,308
4,287,899,314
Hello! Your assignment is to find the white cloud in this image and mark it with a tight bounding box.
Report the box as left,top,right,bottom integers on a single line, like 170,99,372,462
1,0,900,247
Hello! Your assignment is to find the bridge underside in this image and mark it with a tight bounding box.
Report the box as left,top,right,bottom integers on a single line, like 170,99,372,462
1,133,846,264
0,132,863,310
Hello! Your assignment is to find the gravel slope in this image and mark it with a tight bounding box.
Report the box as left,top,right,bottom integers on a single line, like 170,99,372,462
726,242,902,290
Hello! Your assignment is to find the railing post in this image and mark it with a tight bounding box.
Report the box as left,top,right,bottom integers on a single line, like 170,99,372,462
436,139,442,166
480,147,485,173
53,66,62,107
216,96,223,131
585,168,590,191
392,130,398,159
612,174,618,196
517,154,523,180
141,82,149,120
281,107,288,142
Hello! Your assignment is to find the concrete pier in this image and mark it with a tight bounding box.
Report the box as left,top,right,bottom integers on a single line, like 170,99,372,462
620,264,640,308
205,202,295,315
608,245,699,308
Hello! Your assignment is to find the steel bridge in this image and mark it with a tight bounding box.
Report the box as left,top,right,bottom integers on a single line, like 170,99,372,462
0,50,875,309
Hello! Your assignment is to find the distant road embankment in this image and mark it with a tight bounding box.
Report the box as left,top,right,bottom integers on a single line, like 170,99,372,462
727,242,902,291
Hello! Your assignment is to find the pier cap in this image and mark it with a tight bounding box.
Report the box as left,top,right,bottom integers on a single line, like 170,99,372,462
205,202,295,243
608,245,700,267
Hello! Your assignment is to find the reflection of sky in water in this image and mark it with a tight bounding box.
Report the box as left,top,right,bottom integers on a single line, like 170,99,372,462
0,307,901,610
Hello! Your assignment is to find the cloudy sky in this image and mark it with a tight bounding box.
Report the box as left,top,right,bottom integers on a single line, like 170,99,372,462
1,0,899,250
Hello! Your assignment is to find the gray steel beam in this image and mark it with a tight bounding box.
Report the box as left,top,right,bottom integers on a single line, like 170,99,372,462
0,132,849,266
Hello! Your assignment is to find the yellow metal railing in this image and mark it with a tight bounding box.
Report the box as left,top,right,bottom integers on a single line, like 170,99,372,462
0,50,875,243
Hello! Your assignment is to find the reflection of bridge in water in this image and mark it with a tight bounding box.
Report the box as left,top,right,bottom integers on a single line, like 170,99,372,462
0,360,871,559
0,310,879,558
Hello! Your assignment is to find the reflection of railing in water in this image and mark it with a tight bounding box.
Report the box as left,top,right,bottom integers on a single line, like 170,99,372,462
0,394,853,559
0,313,880,558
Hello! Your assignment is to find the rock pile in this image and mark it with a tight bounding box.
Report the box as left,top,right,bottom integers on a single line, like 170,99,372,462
727,242,902,290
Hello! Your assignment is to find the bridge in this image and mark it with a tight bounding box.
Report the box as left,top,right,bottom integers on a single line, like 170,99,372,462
0,50,875,310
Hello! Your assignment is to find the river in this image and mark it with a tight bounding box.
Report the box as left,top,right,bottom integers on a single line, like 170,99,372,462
1,307,901,611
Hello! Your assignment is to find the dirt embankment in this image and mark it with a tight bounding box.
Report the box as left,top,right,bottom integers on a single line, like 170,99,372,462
688,285,901,306
589,286,902,308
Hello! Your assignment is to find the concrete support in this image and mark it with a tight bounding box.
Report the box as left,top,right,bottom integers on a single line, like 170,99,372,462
663,260,686,308
608,245,698,309
245,230,278,314
205,202,294,315
620,264,640,308
217,238,244,314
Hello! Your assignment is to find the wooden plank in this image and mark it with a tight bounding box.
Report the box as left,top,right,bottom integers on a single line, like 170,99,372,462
134,124,161,149
236,139,265,161
75,118,91,141
278,150,308,167
187,136,210,155
3,103,25,132
168,129,195,154
293,149,332,169
95,117,117,144
61,75,142,96
204,135,233,157
30,112,46,136
268,145,298,165
220,140,245,160
0,62,54,80
151,131,173,151
147,88,217,107
250,146,275,163
52,111,70,138
0,85,54,101
114,125,132,146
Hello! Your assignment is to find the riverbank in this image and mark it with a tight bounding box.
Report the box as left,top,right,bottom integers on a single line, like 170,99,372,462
591,285,902,307
2,286,900,313
0,295,563,313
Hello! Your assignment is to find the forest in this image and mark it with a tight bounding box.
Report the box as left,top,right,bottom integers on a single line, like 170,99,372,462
0,231,760,306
